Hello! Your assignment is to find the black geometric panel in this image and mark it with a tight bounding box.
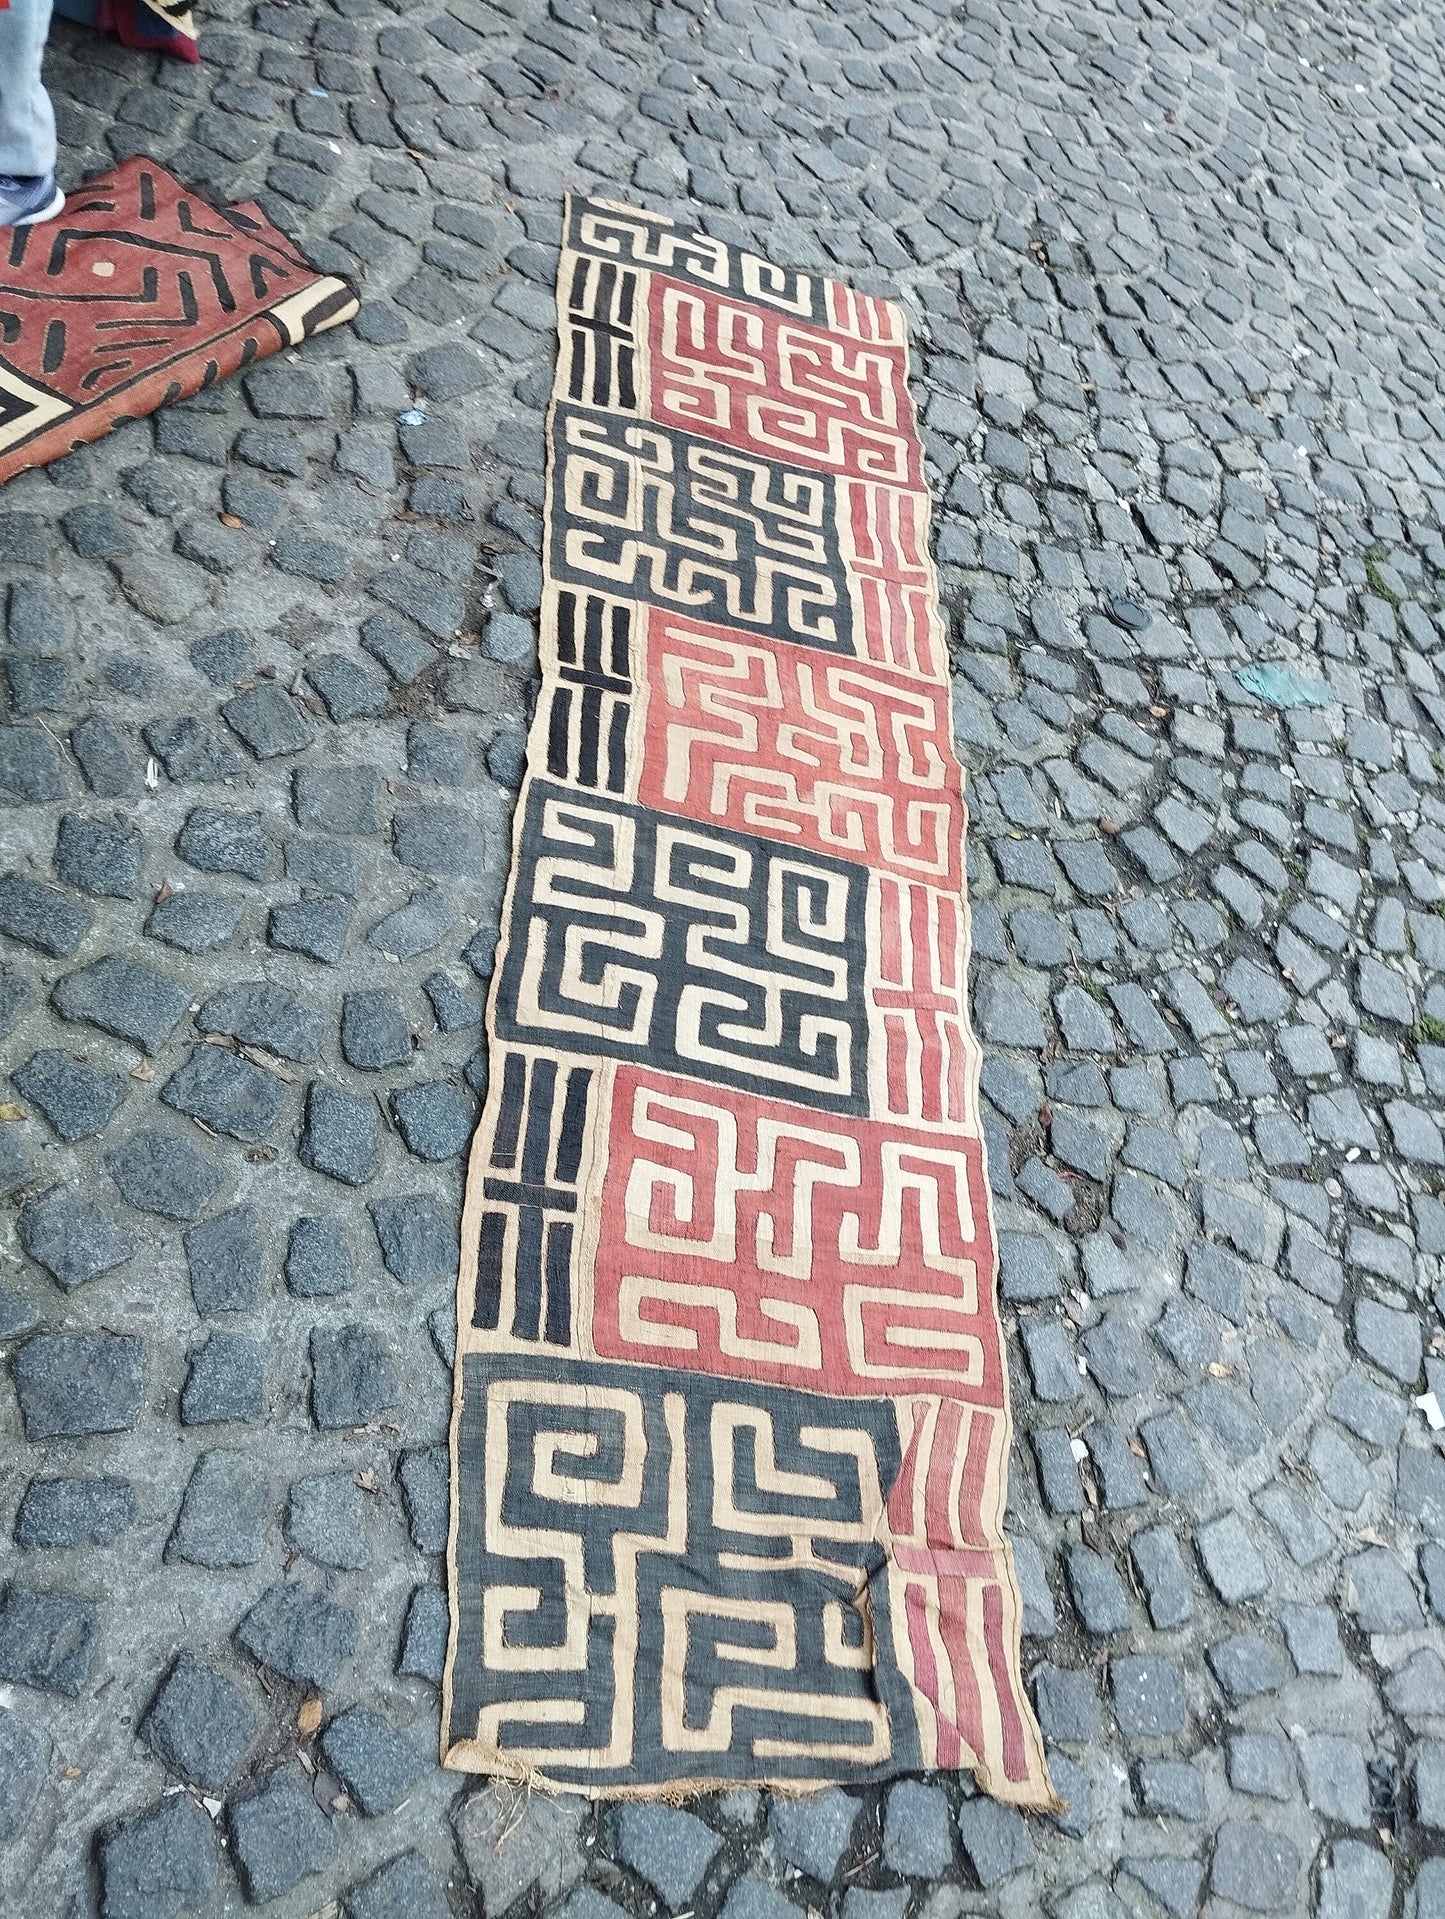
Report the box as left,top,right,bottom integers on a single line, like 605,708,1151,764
472,1051,593,1347
447,1353,920,1787
549,405,854,654
492,781,870,1114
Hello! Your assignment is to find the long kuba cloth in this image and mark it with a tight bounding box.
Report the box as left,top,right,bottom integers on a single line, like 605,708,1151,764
444,197,1054,1809
0,159,356,488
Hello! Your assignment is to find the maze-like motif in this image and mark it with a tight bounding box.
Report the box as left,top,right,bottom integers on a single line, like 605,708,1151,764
449,199,1051,1807
632,611,963,887
446,1355,921,1785
567,195,829,322
589,1068,1000,1396
493,783,870,1112
649,280,921,485
550,405,853,652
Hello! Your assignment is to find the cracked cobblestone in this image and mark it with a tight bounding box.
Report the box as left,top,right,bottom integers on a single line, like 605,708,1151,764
2,0,1445,1911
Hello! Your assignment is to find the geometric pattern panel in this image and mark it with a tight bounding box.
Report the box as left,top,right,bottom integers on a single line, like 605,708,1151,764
492,782,872,1114
587,1069,1001,1397
549,405,854,654
631,610,965,889
446,1354,923,1788
446,196,1055,1810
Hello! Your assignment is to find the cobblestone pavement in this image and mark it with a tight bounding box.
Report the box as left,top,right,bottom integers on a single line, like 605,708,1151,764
2,0,1445,1912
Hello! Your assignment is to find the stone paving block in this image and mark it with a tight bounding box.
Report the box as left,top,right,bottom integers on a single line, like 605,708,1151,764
235,1582,358,1688
841,1891,907,1919
14,1468,133,1548
176,804,271,876
1297,1733,1372,1827
1066,1545,1132,1636
13,1049,128,1145
12,1331,144,1438
718,1879,802,1919
1118,1856,1204,1919
167,1450,268,1567
287,1471,369,1571
1353,1298,1422,1384
1021,1317,1083,1401
453,1789,584,1914
1209,1823,1303,1914
1228,1732,1294,1800
1328,1369,1409,1450
615,1803,723,1905
196,983,328,1063
1416,1743,1445,1831
0,1707,47,1845
369,1193,456,1284
145,890,244,953
341,989,413,1069
1136,1759,1205,1821
391,1079,473,1158
1131,1526,1194,1629
52,956,189,1054
162,1044,289,1143
184,1205,262,1316
286,1215,355,1297
311,1322,399,1431
308,652,390,722
294,765,382,835
181,1331,264,1425
141,1652,262,1792
397,1583,448,1685
1344,1547,1424,1631
344,1850,451,1919
1399,1449,1445,1540
957,1797,1035,1887
229,1765,339,1903
222,682,315,758
300,1082,381,1185
1253,1486,1335,1569
1316,1842,1394,1919
1195,1511,1269,1604
1207,1634,1288,1703
270,896,353,963
17,1183,134,1289
97,1794,219,1919
55,814,143,899
883,1778,954,1876
768,1788,860,1882
0,1120,33,1197
1111,1656,1186,1737
0,1585,100,1695
399,1445,449,1553
322,1707,427,1816
1309,1423,1371,1512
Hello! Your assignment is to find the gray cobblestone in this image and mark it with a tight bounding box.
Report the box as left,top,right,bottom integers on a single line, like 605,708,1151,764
6,2,1445,1910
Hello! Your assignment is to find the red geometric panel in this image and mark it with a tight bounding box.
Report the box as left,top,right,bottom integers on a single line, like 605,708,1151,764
869,874,973,1129
590,1066,1003,1402
634,607,966,890
838,478,945,680
647,275,921,487
885,1399,1035,1786
825,278,909,347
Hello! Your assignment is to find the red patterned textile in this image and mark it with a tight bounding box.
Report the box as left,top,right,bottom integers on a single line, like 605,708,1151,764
443,198,1056,1810
0,159,356,487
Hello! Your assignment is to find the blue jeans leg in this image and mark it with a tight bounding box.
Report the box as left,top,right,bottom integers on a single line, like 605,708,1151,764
0,0,58,179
